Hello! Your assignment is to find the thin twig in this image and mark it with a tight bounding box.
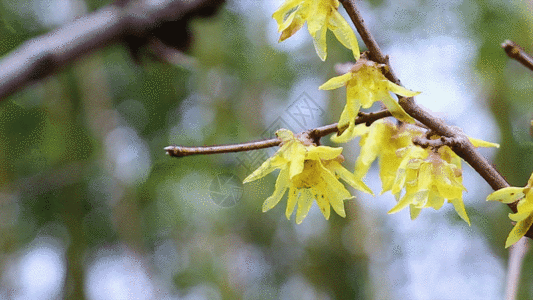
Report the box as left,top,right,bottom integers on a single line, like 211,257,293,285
505,238,530,300
339,0,533,237
502,40,533,73
165,139,281,157
165,110,393,157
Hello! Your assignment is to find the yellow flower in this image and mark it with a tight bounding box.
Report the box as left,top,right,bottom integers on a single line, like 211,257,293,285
385,136,498,224
487,172,533,248
272,0,360,61
244,129,372,223
319,59,421,143
353,120,424,193
388,145,471,224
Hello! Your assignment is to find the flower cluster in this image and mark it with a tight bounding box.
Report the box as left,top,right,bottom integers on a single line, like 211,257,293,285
243,0,504,234
487,173,533,248
349,120,498,224
244,129,372,223
388,143,470,224
352,120,424,192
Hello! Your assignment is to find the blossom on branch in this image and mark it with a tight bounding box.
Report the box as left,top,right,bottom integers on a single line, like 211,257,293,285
351,120,499,224
272,0,360,61
388,145,471,224
487,172,533,248
387,137,498,224
319,59,421,143
352,120,425,193
243,129,372,224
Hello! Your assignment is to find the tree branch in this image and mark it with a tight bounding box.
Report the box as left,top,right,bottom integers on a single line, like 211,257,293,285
502,40,533,73
165,110,393,157
339,0,533,236
0,0,224,101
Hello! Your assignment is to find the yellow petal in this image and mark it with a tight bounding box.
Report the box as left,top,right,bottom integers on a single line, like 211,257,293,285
449,198,471,225
379,166,398,194
296,189,315,224
379,127,410,192
306,145,343,161
272,0,303,26
315,193,331,220
510,198,533,221
417,162,433,191
328,9,360,60
486,187,525,203
319,72,352,90
319,162,351,217
262,168,290,212
326,185,349,218
435,176,464,200
385,81,421,97
354,128,381,179
509,210,531,222
278,10,301,37
388,192,416,214
330,161,374,195
310,19,328,61
409,204,422,220
391,147,424,194
285,186,298,220
336,96,359,129
505,214,533,248
328,193,347,218
243,155,287,183
380,93,415,124
288,144,306,179
330,101,364,143
324,178,354,218
391,167,407,195
468,137,500,148
306,2,327,35
426,189,445,210
410,189,429,208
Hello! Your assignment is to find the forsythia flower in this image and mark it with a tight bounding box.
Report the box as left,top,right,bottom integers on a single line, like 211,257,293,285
388,145,471,224
353,120,424,193
352,120,499,224
387,138,499,223
272,0,360,61
319,59,421,143
243,129,372,224
487,172,533,248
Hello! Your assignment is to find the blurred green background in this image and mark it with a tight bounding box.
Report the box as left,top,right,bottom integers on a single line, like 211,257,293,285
0,0,532,299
